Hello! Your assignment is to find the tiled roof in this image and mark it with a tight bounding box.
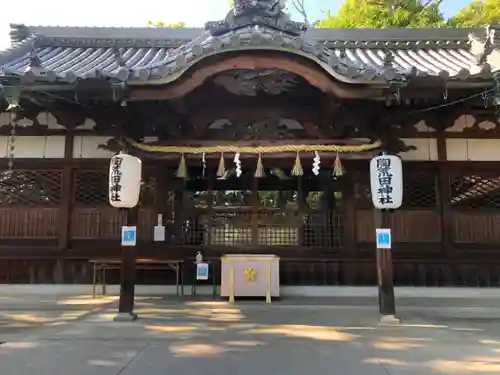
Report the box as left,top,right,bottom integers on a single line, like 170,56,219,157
0,23,498,87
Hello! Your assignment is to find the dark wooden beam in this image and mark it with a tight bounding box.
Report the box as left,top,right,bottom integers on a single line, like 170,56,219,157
191,105,318,123
5,126,500,139
1,98,495,140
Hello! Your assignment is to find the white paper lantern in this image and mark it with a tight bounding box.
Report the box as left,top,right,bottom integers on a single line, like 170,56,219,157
109,152,142,208
369,154,403,210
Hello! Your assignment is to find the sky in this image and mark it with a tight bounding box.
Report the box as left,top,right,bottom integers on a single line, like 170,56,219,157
0,0,473,49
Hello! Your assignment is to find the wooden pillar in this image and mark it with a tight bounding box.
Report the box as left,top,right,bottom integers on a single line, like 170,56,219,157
320,171,336,251
371,149,398,322
436,129,454,282
342,171,357,257
115,206,139,321
374,208,396,319
155,163,167,247
297,177,305,247
173,180,184,245
206,172,214,247
56,130,74,283
251,177,259,247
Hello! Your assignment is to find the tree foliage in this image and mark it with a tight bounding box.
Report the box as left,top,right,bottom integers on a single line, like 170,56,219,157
146,20,186,28
316,0,445,28
448,0,500,27
316,0,500,28
146,0,500,29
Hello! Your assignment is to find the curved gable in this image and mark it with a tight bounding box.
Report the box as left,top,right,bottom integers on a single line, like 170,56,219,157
127,52,385,100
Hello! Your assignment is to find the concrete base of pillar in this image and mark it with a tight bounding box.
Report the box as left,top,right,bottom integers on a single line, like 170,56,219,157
113,312,138,322
379,314,400,325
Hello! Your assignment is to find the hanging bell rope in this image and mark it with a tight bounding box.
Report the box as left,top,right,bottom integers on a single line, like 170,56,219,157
176,153,187,178
333,152,345,177
291,151,304,176
217,153,226,177
254,153,265,178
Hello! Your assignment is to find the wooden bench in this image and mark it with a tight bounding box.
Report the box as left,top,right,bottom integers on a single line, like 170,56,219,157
89,258,185,298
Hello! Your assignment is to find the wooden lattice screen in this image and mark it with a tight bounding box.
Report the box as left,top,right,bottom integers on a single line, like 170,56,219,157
177,176,345,251
449,172,500,243
301,188,345,251
0,170,62,238
355,168,441,243
71,168,157,240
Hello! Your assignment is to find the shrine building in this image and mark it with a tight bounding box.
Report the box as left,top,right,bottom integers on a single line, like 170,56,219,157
0,3,499,287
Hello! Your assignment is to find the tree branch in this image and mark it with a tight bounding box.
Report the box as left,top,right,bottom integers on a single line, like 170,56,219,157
291,0,310,25
365,0,444,13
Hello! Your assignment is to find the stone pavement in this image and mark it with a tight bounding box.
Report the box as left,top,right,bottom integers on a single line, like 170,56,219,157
0,294,118,342
2,294,500,374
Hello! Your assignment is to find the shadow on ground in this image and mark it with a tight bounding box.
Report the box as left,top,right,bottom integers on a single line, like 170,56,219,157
0,295,117,339
3,296,500,374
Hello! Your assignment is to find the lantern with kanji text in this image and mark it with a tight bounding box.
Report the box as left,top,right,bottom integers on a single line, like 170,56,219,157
108,152,142,208
369,154,403,210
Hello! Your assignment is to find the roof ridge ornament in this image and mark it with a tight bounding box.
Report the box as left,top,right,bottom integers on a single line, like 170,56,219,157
205,0,307,37
24,45,43,83
113,47,127,68
469,24,497,66
28,47,41,69
9,24,32,44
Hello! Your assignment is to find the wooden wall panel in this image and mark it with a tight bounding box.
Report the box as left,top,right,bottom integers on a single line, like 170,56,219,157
1,159,500,286
355,209,441,243
0,208,59,238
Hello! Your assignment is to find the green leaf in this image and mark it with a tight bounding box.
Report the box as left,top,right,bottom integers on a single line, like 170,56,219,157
448,0,500,27
316,0,445,28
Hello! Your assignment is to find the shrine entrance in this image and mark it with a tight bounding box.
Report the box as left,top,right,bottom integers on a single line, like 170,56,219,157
170,168,346,254
1,2,500,289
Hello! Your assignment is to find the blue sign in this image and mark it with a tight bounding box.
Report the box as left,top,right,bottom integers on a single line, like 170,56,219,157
196,262,209,280
121,226,137,246
376,228,391,249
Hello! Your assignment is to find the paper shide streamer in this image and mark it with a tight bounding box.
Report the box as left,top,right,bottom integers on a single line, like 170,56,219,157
234,152,242,177
312,151,321,176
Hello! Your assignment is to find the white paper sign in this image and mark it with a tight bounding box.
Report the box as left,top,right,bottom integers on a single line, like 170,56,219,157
376,228,391,249
121,226,137,247
153,225,165,242
370,154,403,210
196,263,209,280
